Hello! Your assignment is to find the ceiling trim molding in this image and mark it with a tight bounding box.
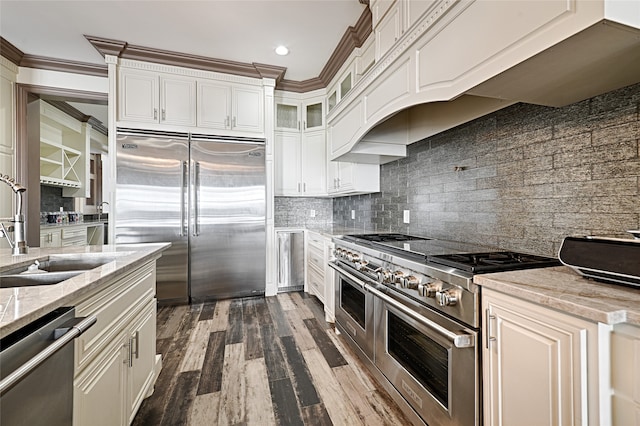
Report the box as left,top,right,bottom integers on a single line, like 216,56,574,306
278,77,326,93
318,7,373,87
20,54,108,77
6,4,372,92
45,99,108,136
1,37,25,66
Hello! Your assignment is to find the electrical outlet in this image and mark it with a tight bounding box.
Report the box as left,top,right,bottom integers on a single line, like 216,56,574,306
310,209,316,218
403,210,410,224
351,210,355,220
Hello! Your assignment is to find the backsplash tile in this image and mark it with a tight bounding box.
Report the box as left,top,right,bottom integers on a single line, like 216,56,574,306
40,185,74,212
333,82,640,257
275,197,333,228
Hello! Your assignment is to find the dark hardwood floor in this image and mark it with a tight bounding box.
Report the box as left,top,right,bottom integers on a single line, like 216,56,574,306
132,292,411,426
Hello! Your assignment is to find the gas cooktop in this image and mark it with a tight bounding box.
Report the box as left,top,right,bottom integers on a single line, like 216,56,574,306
341,233,560,273
428,251,561,273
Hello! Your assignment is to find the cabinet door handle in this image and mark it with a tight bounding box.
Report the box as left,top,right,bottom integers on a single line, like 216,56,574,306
133,331,140,360
162,109,166,121
303,121,306,130
303,182,306,192
297,182,301,193
298,121,300,130
153,108,158,120
486,309,496,349
225,116,230,128
232,116,236,128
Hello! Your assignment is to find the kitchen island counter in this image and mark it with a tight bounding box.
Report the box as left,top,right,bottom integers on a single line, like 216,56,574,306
0,243,170,338
474,266,640,326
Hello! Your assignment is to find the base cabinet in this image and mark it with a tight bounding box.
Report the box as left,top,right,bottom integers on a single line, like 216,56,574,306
73,261,159,426
482,288,601,426
611,323,640,425
305,231,335,322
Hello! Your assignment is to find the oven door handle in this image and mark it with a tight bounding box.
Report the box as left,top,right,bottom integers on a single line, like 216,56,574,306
328,262,372,289
367,285,475,349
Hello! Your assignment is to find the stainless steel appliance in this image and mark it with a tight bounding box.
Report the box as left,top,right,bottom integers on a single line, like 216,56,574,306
0,307,96,425
116,129,266,303
276,230,305,292
331,233,560,426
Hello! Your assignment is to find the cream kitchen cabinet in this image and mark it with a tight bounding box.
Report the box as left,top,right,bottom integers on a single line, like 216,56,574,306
611,323,640,425
40,228,61,248
275,96,324,133
274,93,327,196
40,225,90,248
197,81,263,134
305,230,335,323
118,67,196,127
483,288,602,425
375,0,404,61
73,260,159,426
327,161,380,196
36,100,90,197
275,130,326,196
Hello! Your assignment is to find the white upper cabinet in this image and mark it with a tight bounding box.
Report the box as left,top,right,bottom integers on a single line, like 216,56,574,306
274,93,327,196
117,63,264,135
198,81,263,134
327,160,379,196
118,68,196,127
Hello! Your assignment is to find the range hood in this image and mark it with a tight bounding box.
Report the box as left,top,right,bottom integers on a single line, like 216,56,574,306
328,0,640,165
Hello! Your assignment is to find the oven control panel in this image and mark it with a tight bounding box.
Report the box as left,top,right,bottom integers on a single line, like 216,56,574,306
334,246,462,307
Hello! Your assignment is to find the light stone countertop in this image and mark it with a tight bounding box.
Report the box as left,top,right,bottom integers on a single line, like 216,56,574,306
0,243,170,338
474,266,640,326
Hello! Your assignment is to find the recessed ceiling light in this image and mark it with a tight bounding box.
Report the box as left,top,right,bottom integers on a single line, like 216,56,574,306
275,46,289,56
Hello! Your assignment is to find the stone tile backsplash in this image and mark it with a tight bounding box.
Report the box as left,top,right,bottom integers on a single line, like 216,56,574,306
333,83,640,257
275,197,333,228
40,185,74,212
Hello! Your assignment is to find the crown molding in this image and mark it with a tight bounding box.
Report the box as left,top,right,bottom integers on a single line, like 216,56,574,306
1,37,25,66
20,54,108,77
84,35,127,57
319,7,372,86
6,3,372,92
45,99,108,135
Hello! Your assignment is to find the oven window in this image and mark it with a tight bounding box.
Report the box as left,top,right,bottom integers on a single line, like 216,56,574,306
340,278,366,329
388,312,449,408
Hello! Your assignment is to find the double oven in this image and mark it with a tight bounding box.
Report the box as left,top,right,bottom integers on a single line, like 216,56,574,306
331,233,560,426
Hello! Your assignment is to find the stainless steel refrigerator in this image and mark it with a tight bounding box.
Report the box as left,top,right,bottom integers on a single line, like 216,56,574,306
115,129,266,303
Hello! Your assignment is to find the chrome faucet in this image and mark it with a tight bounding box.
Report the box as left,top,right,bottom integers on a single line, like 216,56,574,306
0,173,28,255
97,201,109,221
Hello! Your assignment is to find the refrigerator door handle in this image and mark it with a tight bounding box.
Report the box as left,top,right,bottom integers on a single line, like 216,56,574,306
193,161,201,237
180,161,187,236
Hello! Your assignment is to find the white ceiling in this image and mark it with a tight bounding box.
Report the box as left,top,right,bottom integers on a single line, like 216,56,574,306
0,0,366,82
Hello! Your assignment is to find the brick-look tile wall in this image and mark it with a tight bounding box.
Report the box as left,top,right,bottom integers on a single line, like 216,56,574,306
333,83,640,257
275,197,333,228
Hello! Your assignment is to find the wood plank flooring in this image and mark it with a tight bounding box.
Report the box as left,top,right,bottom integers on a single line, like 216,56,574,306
133,292,411,426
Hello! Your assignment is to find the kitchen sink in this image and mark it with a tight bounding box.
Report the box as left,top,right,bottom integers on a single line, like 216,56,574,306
0,254,120,288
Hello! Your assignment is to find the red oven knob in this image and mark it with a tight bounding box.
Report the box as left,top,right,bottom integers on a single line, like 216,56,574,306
393,270,405,284
436,289,460,307
334,248,344,258
349,253,361,262
418,280,442,297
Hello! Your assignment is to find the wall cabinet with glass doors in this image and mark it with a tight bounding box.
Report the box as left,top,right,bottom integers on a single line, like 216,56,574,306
274,94,326,196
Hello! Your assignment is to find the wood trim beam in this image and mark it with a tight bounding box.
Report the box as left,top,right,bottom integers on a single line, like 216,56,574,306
0,37,24,66
20,54,108,77
45,99,108,135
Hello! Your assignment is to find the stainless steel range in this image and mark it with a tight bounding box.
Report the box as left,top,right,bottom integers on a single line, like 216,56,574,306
330,233,560,426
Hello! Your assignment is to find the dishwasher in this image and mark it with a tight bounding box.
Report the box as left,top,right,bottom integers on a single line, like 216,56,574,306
0,307,96,426
276,230,305,293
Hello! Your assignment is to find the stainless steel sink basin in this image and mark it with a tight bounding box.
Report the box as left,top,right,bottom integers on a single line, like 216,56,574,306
0,271,87,287
0,254,120,288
